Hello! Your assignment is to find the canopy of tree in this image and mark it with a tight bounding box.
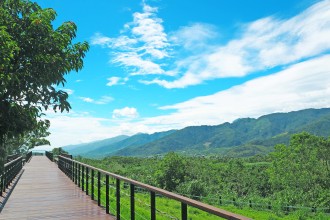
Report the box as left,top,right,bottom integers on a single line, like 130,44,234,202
0,0,89,172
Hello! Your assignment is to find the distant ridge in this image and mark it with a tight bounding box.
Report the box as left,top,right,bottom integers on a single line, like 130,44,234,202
65,108,330,158
84,130,176,158
62,135,129,156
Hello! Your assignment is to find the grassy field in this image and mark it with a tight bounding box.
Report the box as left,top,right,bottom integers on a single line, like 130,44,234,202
80,177,328,220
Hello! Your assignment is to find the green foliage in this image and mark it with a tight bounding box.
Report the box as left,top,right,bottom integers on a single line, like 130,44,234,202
76,133,330,218
268,132,330,207
177,179,207,199
0,0,88,172
155,152,187,191
6,120,51,154
52,147,68,156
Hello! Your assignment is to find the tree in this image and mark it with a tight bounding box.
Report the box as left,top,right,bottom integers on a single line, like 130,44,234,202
6,120,51,154
52,147,68,156
0,0,89,173
268,132,330,207
155,152,187,191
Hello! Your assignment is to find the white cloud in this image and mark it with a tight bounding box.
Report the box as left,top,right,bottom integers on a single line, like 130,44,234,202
97,96,114,104
142,0,330,88
170,23,217,50
107,77,122,86
93,0,330,88
46,115,115,147
91,33,137,49
46,55,330,147
112,107,139,119
92,2,169,76
79,96,114,104
62,89,74,95
131,4,169,58
113,51,165,75
157,55,330,124
91,33,112,46
80,97,94,103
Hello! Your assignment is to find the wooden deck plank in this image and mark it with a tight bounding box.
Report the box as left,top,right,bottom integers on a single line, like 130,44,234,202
0,156,115,220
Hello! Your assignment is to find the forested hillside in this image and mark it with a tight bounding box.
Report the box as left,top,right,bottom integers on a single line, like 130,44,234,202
64,130,176,157
112,108,330,157
62,135,129,156
65,108,330,158
77,133,330,219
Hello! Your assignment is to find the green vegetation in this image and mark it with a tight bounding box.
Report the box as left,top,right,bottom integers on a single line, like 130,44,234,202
0,0,88,172
77,132,330,219
67,108,330,158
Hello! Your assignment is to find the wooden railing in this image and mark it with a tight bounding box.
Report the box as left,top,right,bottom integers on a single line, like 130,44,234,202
45,151,53,162
58,155,250,220
60,153,72,159
6,154,20,163
25,151,32,163
0,157,23,197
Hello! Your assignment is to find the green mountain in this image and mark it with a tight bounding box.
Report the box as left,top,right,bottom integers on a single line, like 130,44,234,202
84,130,176,158
63,135,129,156
111,108,330,157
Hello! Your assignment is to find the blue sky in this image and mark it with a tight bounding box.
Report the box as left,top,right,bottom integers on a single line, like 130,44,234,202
34,0,330,148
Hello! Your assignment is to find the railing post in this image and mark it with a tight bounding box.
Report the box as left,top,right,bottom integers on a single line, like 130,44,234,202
116,179,121,220
130,183,135,220
0,174,3,196
82,165,85,192
74,162,77,185
78,164,81,187
4,164,8,188
151,191,156,220
98,171,101,206
181,202,187,220
106,174,109,214
91,169,94,200
72,161,75,183
70,159,73,180
86,167,89,195
55,157,251,220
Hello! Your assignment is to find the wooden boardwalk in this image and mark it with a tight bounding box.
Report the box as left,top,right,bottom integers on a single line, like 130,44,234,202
0,156,114,220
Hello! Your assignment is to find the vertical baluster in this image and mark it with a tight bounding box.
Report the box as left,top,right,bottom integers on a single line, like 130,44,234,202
106,175,109,214
72,162,75,183
151,191,156,220
116,179,121,220
0,174,3,196
86,167,89,195
70,159,73,180
78,164,81,187
181,203,187,220
98,171,101,206
82,165,85,192
74,162,77,185
130,184,135,220
91,169,95,200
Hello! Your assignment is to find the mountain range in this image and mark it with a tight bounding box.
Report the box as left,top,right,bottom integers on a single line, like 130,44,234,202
63,108,330,158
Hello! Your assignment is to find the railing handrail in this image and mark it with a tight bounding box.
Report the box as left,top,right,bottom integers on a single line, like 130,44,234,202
25,151,32,163
1,156,23,198
4,156,23,167
6,153,20,163
45,151,54,162
60,153,72,159
58,155,250,220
